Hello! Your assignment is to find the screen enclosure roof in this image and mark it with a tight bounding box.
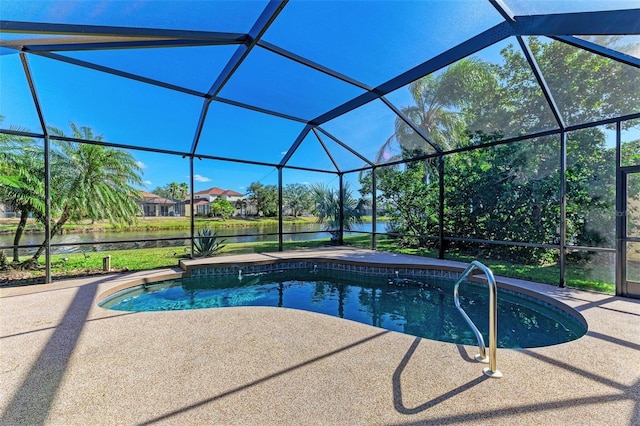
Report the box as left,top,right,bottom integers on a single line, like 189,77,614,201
1,0,639,174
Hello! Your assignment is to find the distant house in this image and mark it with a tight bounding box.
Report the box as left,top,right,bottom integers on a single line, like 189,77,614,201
194,187,244,202
137,191,183,217
0,202,17,219
184,198,211,216
185,187,244,216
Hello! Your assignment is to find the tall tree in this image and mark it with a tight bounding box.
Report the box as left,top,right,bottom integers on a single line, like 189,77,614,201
376,57,496,164
375,163,440,247
311,182,365,242
283,183,312,217
246,182,278,217
0,133,46,262
526,37,640,127
151,181,189,199
369,38,640,264
365,58,499,248
177,182,189,200
167,182,180,199
24,123,143,267
209,197,234,220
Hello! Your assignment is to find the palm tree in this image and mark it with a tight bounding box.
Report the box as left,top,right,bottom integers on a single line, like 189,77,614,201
377,58,496,163
167,182,179,199
311,182,365,242
0,124,46,263
1,153,46,263
177,182,189,200
368,59,499,246
234,198,247,217
167,181,189,200
23,122,144,267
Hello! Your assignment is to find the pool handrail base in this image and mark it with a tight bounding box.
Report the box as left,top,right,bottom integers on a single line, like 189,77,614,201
454,260,502,379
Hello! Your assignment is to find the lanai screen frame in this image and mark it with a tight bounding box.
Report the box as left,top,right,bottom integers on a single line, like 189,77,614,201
1,2,639,297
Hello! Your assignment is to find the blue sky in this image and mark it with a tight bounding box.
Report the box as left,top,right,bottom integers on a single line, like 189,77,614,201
0,0,500,193
1,1,638,194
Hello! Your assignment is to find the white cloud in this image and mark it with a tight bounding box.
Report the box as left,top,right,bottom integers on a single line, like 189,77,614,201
194,174,212,183
143,180,152,186
136,161,147,169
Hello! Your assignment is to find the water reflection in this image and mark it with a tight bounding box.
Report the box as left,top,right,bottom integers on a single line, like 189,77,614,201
1,222,380,254
104,270,587,349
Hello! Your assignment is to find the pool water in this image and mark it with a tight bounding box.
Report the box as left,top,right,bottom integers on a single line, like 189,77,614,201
100,269,587,349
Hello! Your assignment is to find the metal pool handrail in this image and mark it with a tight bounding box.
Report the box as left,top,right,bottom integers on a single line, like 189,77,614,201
453,260,503,378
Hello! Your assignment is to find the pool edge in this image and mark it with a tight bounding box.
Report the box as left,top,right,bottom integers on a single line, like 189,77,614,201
103,255,588,335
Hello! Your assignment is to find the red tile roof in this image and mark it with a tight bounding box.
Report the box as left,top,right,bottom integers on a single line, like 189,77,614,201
194,187,243,197
184,198,209,205
138,191,176,205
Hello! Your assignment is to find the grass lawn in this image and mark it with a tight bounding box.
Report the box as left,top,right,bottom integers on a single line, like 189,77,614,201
0,216,387,234
0,239,334,284
0,216,317,234
1,234,617,294
345,236,616,294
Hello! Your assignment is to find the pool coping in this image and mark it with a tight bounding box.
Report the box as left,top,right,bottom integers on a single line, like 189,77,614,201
101,248,588,331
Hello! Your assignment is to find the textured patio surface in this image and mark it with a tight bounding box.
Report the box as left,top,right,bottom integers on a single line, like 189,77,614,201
1,247,639,425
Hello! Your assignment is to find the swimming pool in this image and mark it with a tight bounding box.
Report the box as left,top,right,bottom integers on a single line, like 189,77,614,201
100,267,587,349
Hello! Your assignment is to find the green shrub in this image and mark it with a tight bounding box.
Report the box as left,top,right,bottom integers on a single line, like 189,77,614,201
192,228,226,257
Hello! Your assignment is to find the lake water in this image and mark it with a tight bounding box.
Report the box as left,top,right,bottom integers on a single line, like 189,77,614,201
1,221,386,254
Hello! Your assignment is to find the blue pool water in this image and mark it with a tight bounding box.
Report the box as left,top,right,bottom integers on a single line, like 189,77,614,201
100,269,587,349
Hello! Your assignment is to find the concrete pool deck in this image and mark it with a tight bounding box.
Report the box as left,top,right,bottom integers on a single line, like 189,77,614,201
1,247,639,425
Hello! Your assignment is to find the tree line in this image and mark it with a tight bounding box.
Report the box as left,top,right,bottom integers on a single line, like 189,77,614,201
1,122,142,268
150,181,353,221
0,125,364,268
360,37,640,264
239,181,365,242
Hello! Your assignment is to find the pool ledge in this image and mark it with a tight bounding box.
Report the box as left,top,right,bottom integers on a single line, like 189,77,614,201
176,246,586,328
179,246,466,277
97,268,184,301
